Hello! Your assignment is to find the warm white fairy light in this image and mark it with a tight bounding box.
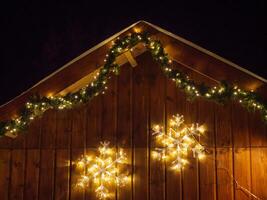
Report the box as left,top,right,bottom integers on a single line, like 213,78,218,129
75,141,130,199
152,114,206,171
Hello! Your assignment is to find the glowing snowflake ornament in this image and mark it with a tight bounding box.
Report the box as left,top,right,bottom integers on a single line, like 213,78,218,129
152,114,206,171
75,141,130,199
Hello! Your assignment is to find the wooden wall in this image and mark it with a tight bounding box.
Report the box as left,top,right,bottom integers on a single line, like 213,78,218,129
0,52,266,200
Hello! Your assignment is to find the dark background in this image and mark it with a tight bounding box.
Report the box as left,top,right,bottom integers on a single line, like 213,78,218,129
0,1,266,105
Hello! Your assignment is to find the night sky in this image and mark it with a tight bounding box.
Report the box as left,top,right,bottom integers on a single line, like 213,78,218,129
0,1,266,105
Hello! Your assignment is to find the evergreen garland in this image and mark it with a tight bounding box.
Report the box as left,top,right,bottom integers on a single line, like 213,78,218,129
1,32,266,137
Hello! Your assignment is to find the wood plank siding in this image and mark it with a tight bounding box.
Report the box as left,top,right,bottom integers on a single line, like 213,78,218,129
0,52,266,200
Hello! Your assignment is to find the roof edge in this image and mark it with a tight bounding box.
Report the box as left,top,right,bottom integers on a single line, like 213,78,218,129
140,20,267,83
0,21,144,109
1,20,266,109
30,21,145,89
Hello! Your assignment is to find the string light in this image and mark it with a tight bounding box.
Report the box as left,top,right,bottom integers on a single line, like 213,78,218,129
75,141,130,199
152,114,206,171
1,31,267,137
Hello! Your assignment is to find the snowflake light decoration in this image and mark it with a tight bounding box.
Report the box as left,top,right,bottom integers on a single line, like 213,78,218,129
75,141,130,199
152,114,206,171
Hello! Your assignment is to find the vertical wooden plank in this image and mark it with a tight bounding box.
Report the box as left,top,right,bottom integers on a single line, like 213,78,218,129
83,148,97,200
70,106,86,200
26,118,41,149
86,96,102,149
101,75,117,144
9,118,26,200
24,117,41,200
70,149,85,200
166,79,182,200
249,112,267,199
215,103,234,200
117,64,132,200
55,150,70,200
12,132,25,150
249,112,267,148
39,110,57,200
0,136,13,149
24,150,40,200
149,60,166,200
85,95,102,200
176,90,187,200
198,100,216,200
232,103,251,200
72,107,86,149
215,104,232,148
100,74,117,200
132,54,149,200
0,150,11,200
9,149,25,200
216,148,234,199
56,110,72,149
40,110,57,149
183,98,198,200
250,148,267,199
39,149,55,200
54,110,71,200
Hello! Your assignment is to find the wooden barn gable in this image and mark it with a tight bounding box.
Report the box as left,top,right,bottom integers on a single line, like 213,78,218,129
0,21,266,200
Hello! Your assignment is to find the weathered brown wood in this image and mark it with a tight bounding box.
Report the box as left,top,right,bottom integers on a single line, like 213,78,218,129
124,51,138,67
56,110,72,149
54,149,70,200
215,103,234,200
71,105,87,200
84,89,102,200
132,54,149,200
9,149,25,200
117,64,133,200
59,69,101,96
12,130,25,149
24,149,40,200
41,110,57,149
190,72,217,200
232,103,251,200
249,112,267,147
100,72,117,200
216,148,234,200
24,118,41,200
183,102,199,199
250,148,267,199
39,110,56,200
70,148,85,200
101,75,117,145
149,57,166,200
183,96,199,200
86,97,101,148
85,91,102,200
198,99,216,200
25,118,41,149
72,107,86,149
39,149,55,200
215,103,232,148
0,49,267,200
249,110,267,199
84,148,97,200
166,77,182,200
54,110,71,200
0,136,13,149
0,150,11,200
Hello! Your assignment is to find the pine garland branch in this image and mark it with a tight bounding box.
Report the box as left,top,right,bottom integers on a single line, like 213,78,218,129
0,31,266,137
